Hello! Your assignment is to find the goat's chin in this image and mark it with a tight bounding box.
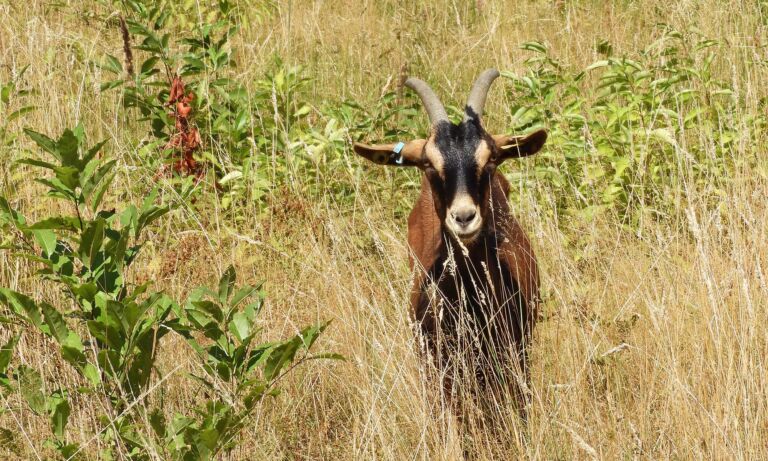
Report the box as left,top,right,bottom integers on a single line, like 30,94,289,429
458,234,480,246
448,228,482,246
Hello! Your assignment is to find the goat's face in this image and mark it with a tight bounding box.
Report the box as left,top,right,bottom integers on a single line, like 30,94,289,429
354,70,547,245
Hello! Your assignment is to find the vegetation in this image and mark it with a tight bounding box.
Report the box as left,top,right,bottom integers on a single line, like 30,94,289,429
1,0,766,458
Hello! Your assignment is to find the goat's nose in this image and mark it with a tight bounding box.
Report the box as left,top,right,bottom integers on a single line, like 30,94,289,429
452,209,477,226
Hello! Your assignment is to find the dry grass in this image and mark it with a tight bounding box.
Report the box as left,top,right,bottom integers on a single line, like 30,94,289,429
1,0,767,459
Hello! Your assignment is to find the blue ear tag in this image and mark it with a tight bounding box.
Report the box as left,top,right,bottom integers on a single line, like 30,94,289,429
393,142,405,164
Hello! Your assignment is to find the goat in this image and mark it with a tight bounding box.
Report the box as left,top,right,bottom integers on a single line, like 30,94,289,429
353,69,546,412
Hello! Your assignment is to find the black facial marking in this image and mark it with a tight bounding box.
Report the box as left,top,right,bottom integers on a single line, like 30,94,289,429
430,107,490,205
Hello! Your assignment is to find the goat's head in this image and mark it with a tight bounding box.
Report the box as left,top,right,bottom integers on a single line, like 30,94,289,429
354,69,547,244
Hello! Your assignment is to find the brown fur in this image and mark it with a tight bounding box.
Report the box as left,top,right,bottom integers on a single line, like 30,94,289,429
407,171,539,407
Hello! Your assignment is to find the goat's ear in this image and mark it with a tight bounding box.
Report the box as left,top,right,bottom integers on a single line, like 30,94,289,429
353,139,426,167
491,129,547,162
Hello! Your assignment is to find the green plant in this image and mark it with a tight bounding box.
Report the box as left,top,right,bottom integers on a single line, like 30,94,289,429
0,125,337,459
99,0,251,176
503,26,764,226
0,124,178,457
149,267,339,460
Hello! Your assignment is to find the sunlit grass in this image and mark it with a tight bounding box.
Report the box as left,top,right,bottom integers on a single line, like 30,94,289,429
1,0,767,458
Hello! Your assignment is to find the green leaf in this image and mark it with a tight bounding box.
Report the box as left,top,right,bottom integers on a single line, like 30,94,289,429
56,443,80,459
89,172,115,213
56,129,80,168
72,123,85,145
136,205,170,237
50,396,71,439
263,338,302,381
82,159,116,203
0,197,25,227
185,308,217,330
60,334,87,370
0,289,44,331
140,56,159,75
126,349,154,396
83,363,101,387
520,41,548,54
228,312,250,342
24,129,59,160
0,83,10,104
90,299,126,349
191,300,224,324
28,216,80,232
31,229,56,257
298,321,329,351
242,381,268,408
79,219,105,269
101,54,123,74
35,177,76,199
54,165,80,190
15,157,58,171
41,303,70,343
0,335,19,374
82,139,109,166
8,106,37,122
100,80,125,92
230,285,261,310
149,409,166,438
218,266,236,303
17,366,46,414
585,60,610,71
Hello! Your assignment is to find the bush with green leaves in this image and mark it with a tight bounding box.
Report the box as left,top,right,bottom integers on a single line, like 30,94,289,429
95,1,431,218
98,1,322,215
502,25,765,226
154,268,338,460
0,125,337,459
0,124,177,457
100,1,250,165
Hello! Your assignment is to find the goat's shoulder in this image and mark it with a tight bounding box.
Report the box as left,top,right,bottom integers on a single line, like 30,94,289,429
407,176,442,273
490,172,540,308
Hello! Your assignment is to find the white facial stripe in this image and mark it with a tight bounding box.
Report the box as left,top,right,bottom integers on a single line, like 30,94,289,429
451,192,476,210
474,140,491,174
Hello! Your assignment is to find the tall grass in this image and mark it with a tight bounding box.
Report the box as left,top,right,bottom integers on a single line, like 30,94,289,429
1,0,767,458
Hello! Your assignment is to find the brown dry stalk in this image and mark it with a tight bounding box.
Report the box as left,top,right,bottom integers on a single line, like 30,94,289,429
119,15,134,78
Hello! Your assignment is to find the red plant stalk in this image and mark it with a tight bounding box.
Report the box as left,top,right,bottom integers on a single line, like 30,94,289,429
162,75,203,178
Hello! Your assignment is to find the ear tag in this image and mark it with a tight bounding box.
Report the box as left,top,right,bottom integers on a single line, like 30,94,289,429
392,142,405,165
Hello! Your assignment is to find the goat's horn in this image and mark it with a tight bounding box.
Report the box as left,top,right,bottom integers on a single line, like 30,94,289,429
465,68,500,121
405,77,449,126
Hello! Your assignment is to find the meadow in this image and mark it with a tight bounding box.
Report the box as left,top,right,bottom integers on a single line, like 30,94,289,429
1,0,767,459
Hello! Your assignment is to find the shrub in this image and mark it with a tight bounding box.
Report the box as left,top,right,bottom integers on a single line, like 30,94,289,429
0,125,337,459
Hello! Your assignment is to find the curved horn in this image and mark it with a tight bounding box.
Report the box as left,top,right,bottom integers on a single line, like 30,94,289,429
405,77,449,126
465,68,500,120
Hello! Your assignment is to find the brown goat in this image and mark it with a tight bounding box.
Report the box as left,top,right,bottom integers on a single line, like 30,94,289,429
354,69,546,411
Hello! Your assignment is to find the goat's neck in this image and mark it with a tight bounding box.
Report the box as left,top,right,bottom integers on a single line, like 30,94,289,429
442,231,502,277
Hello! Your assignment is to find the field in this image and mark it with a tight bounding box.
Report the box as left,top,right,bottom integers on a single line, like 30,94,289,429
1,0,767,459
